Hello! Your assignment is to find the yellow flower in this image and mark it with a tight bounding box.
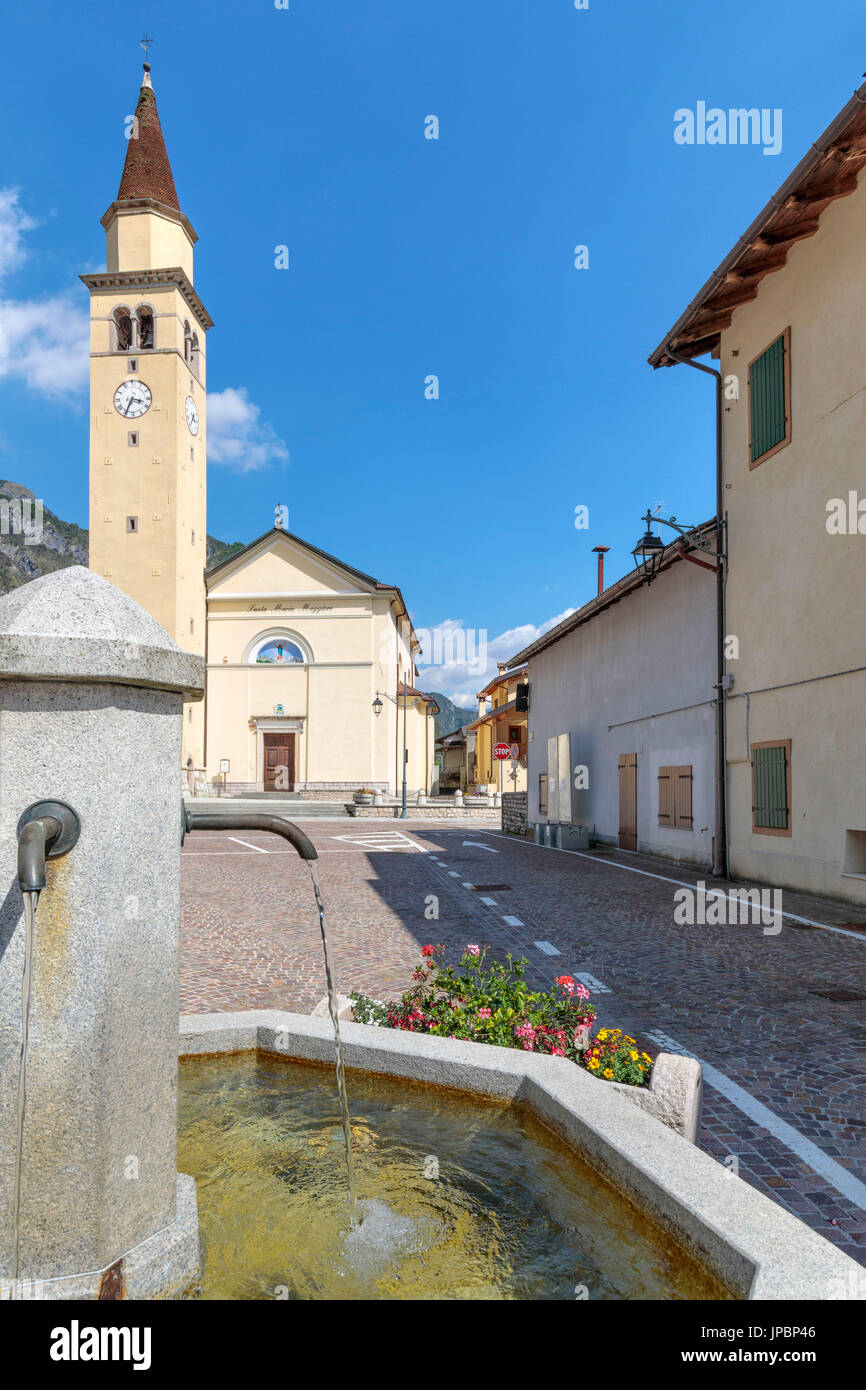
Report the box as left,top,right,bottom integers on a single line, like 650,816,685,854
588,1058,599,1070
603,1068,614,1079
598,1029,608,1040
630,1049,639,1061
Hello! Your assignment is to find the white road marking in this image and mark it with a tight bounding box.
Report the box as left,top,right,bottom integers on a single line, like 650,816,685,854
228,837,268,853
502,915,524,927
645,1031,866,1212
534,940,561,956
183,850,290,857
448,871,460,878
330,831,426,853
480,896,497,906
462,841,499,852
472,831,866,943
574,971,610,994
462,882,475,889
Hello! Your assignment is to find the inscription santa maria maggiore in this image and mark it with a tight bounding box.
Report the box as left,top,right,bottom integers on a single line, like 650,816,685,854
245,603,335,614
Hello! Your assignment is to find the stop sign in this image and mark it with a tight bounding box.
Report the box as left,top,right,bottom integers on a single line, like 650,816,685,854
493,743,510,760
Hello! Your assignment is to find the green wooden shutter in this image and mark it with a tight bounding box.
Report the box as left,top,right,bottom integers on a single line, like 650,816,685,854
749,334,787,463
752,745,788,829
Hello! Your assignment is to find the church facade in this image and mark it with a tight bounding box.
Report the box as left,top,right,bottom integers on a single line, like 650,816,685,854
85,63,437,795
205,525,438,795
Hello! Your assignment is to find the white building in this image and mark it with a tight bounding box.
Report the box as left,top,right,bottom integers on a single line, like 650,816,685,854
509,529,719,867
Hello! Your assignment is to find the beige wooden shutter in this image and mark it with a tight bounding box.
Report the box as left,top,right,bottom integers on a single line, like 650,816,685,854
674,765,693,828
658,766,673,825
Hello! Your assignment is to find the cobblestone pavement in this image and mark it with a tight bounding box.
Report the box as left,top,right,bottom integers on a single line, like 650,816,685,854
180,821,866,1268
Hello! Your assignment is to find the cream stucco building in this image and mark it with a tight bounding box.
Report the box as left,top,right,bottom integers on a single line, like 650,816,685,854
651,82,866,904
204,526,438,794
86,64,437,796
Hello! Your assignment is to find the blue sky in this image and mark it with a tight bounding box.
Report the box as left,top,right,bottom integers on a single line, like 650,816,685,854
1,0,864,701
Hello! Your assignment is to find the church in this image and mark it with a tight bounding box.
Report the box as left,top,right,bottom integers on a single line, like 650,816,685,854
84,62,438,795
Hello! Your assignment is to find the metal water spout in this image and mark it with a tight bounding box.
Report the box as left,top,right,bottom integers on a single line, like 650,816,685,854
181,803,317,860
16,801,80,893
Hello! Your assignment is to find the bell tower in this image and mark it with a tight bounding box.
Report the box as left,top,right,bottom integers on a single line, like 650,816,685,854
83,60,210,767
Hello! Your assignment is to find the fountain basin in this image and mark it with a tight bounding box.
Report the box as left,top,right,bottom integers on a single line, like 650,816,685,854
180,1011,864,1301
179,1050,727,1300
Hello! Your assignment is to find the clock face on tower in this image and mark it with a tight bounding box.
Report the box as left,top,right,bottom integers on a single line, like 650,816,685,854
114,380,152,419
185,395,199,435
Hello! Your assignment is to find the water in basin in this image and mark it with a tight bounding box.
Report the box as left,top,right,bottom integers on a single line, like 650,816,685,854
178,1052,732,1300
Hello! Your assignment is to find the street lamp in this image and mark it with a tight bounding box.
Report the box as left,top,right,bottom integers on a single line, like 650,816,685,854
373,687,409,818
631,520,665,584
632,509,726,585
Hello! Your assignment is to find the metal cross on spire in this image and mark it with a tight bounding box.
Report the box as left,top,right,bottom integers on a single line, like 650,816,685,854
139,33,154,64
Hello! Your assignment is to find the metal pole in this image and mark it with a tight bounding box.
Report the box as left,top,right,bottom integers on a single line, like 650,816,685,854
400,685,408,818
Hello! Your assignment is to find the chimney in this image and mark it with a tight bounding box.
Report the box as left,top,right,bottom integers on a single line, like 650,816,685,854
592,545,610,596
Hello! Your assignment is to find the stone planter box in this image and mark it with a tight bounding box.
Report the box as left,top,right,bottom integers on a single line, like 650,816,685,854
353,792,374,805
313,997,700,1141
608,1052,702,1142
180,1011,865,1301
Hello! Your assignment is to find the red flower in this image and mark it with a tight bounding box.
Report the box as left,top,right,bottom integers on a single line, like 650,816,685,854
422,944,435,957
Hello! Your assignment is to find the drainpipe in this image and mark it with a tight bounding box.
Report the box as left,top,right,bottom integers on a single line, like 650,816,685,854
664,346,728,880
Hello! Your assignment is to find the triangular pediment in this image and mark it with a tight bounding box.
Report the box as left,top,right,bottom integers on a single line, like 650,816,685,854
207,528,383,599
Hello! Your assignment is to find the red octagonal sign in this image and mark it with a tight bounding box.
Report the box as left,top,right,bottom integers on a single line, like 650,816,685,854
493,743,510,761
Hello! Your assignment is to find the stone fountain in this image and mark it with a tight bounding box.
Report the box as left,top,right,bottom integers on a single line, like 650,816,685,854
0,567,203,1299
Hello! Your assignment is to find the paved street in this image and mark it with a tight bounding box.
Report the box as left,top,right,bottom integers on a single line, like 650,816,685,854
181,821,866,1267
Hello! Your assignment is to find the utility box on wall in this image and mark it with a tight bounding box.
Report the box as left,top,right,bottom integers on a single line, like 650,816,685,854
546,733,573,825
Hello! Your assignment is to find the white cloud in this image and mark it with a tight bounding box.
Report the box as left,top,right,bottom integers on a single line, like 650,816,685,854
0,188,89,397
207,387,290,472
0,292,89,395
0,189,37,281
416,607,575,706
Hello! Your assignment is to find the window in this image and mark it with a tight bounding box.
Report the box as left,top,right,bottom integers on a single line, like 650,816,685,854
751,741,791,836
658,765,693,829
112,306,133,352
748,328,791,467
128,431,139,447
136,305,155,349
539,773,548,816
190,332,200,374
255,639,304,664
126,516,138,533
183,321,192,363
508,725,522,745
128,357,138,373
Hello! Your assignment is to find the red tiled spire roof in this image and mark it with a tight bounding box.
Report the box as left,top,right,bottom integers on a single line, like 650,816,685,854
116,66,180,210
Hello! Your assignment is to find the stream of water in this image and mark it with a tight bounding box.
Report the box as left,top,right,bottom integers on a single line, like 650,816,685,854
9,889,39,1300
308,863,358,1215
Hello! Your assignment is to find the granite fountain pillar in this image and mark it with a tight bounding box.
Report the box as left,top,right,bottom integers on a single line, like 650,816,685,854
0,567,204,1299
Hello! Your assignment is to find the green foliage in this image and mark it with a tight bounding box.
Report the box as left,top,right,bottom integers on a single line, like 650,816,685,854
349,946,653,1088
348,992,390,1027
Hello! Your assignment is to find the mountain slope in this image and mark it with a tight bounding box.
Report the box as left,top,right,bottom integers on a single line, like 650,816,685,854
429,692,476,741
0,480,242,592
